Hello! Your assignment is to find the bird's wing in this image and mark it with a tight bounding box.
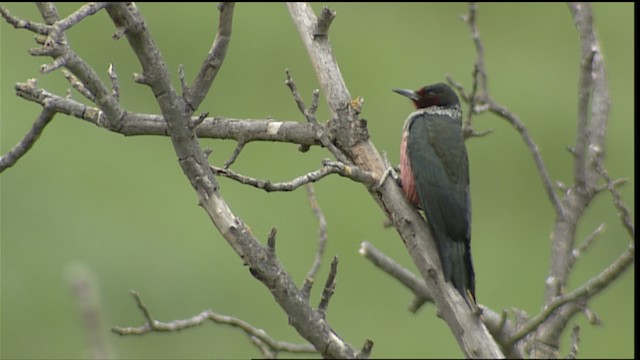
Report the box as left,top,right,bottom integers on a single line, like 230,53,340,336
406,113,470,243
406,113,475,299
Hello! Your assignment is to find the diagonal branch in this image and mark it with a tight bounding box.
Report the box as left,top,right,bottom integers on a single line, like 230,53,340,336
287,4,504,358
0,100,56,172
509,241,634,345
359,242,523,355
104,3,359,357
486,100,564,217
183,2,234,111
56,2,108,32
359,241,433,310
569,2,610,193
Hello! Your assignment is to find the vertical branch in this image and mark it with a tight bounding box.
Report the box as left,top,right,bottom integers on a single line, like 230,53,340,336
530,4,620,358
303,184,328,286
287,3,503,358
183,2,235,110
464,2,486,130
285,4,351,123
545,3,612,301
570,2,610,193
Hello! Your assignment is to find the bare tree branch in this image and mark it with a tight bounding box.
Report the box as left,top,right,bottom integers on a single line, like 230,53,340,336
565,325,580,359
112,291,317,356
567,223,606,270
451,4,563,216
540,3,614,304
183,2,234,111
2,3,631,359
285,69,351,164
445,3,633,358
286,3,504,358
62,69,96,101
15,81,320,144
223,140,245,169
301,184,329,298
211,159,377,192
55,2,108,32
359,241,433,311
317,256,338,317
103,3,359,357
359,242,526,356
595,162,635,239
509,241,633,345
0,97,56,172
108,63,120,101
24,3,126,129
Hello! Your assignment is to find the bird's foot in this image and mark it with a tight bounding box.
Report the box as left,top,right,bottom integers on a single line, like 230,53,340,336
374,151,400,190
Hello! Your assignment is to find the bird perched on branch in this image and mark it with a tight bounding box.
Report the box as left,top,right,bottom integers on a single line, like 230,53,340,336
393,82,475,303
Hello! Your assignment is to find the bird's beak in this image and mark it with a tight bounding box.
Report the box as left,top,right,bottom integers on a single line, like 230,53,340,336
392,88,419,101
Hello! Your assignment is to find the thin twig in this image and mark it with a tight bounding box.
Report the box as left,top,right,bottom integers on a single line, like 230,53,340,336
565,325,580,359
112,291,317,355
487,100,564,217
10,2,126,130
461,2,487,130
568,223,605,270
223,141,246,169
211,164,337,192
357,339,374,359
314,6,336,37
211,160,376,192
56,2,108,31
62,69,96,101
188,112,209,130
582,305,601,326
285,69,313,122
0,5,49,34
267,227,277,252
318,256,338,317
595,161,635,239
284,70,351,164
301,184,329,298
452,4,563,216
183,2,234,110
108,63,120,101
508,242,634,344
0,105,56,172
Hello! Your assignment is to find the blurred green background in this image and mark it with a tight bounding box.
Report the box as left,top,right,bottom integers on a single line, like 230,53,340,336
1,3,633,359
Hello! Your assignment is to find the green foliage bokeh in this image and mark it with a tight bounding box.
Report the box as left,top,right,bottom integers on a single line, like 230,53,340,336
1,3,633,359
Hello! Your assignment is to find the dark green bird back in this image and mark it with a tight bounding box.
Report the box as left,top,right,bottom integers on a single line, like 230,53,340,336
406,110,475,301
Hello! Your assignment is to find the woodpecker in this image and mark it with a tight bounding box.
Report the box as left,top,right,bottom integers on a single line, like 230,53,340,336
393,82,475,303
